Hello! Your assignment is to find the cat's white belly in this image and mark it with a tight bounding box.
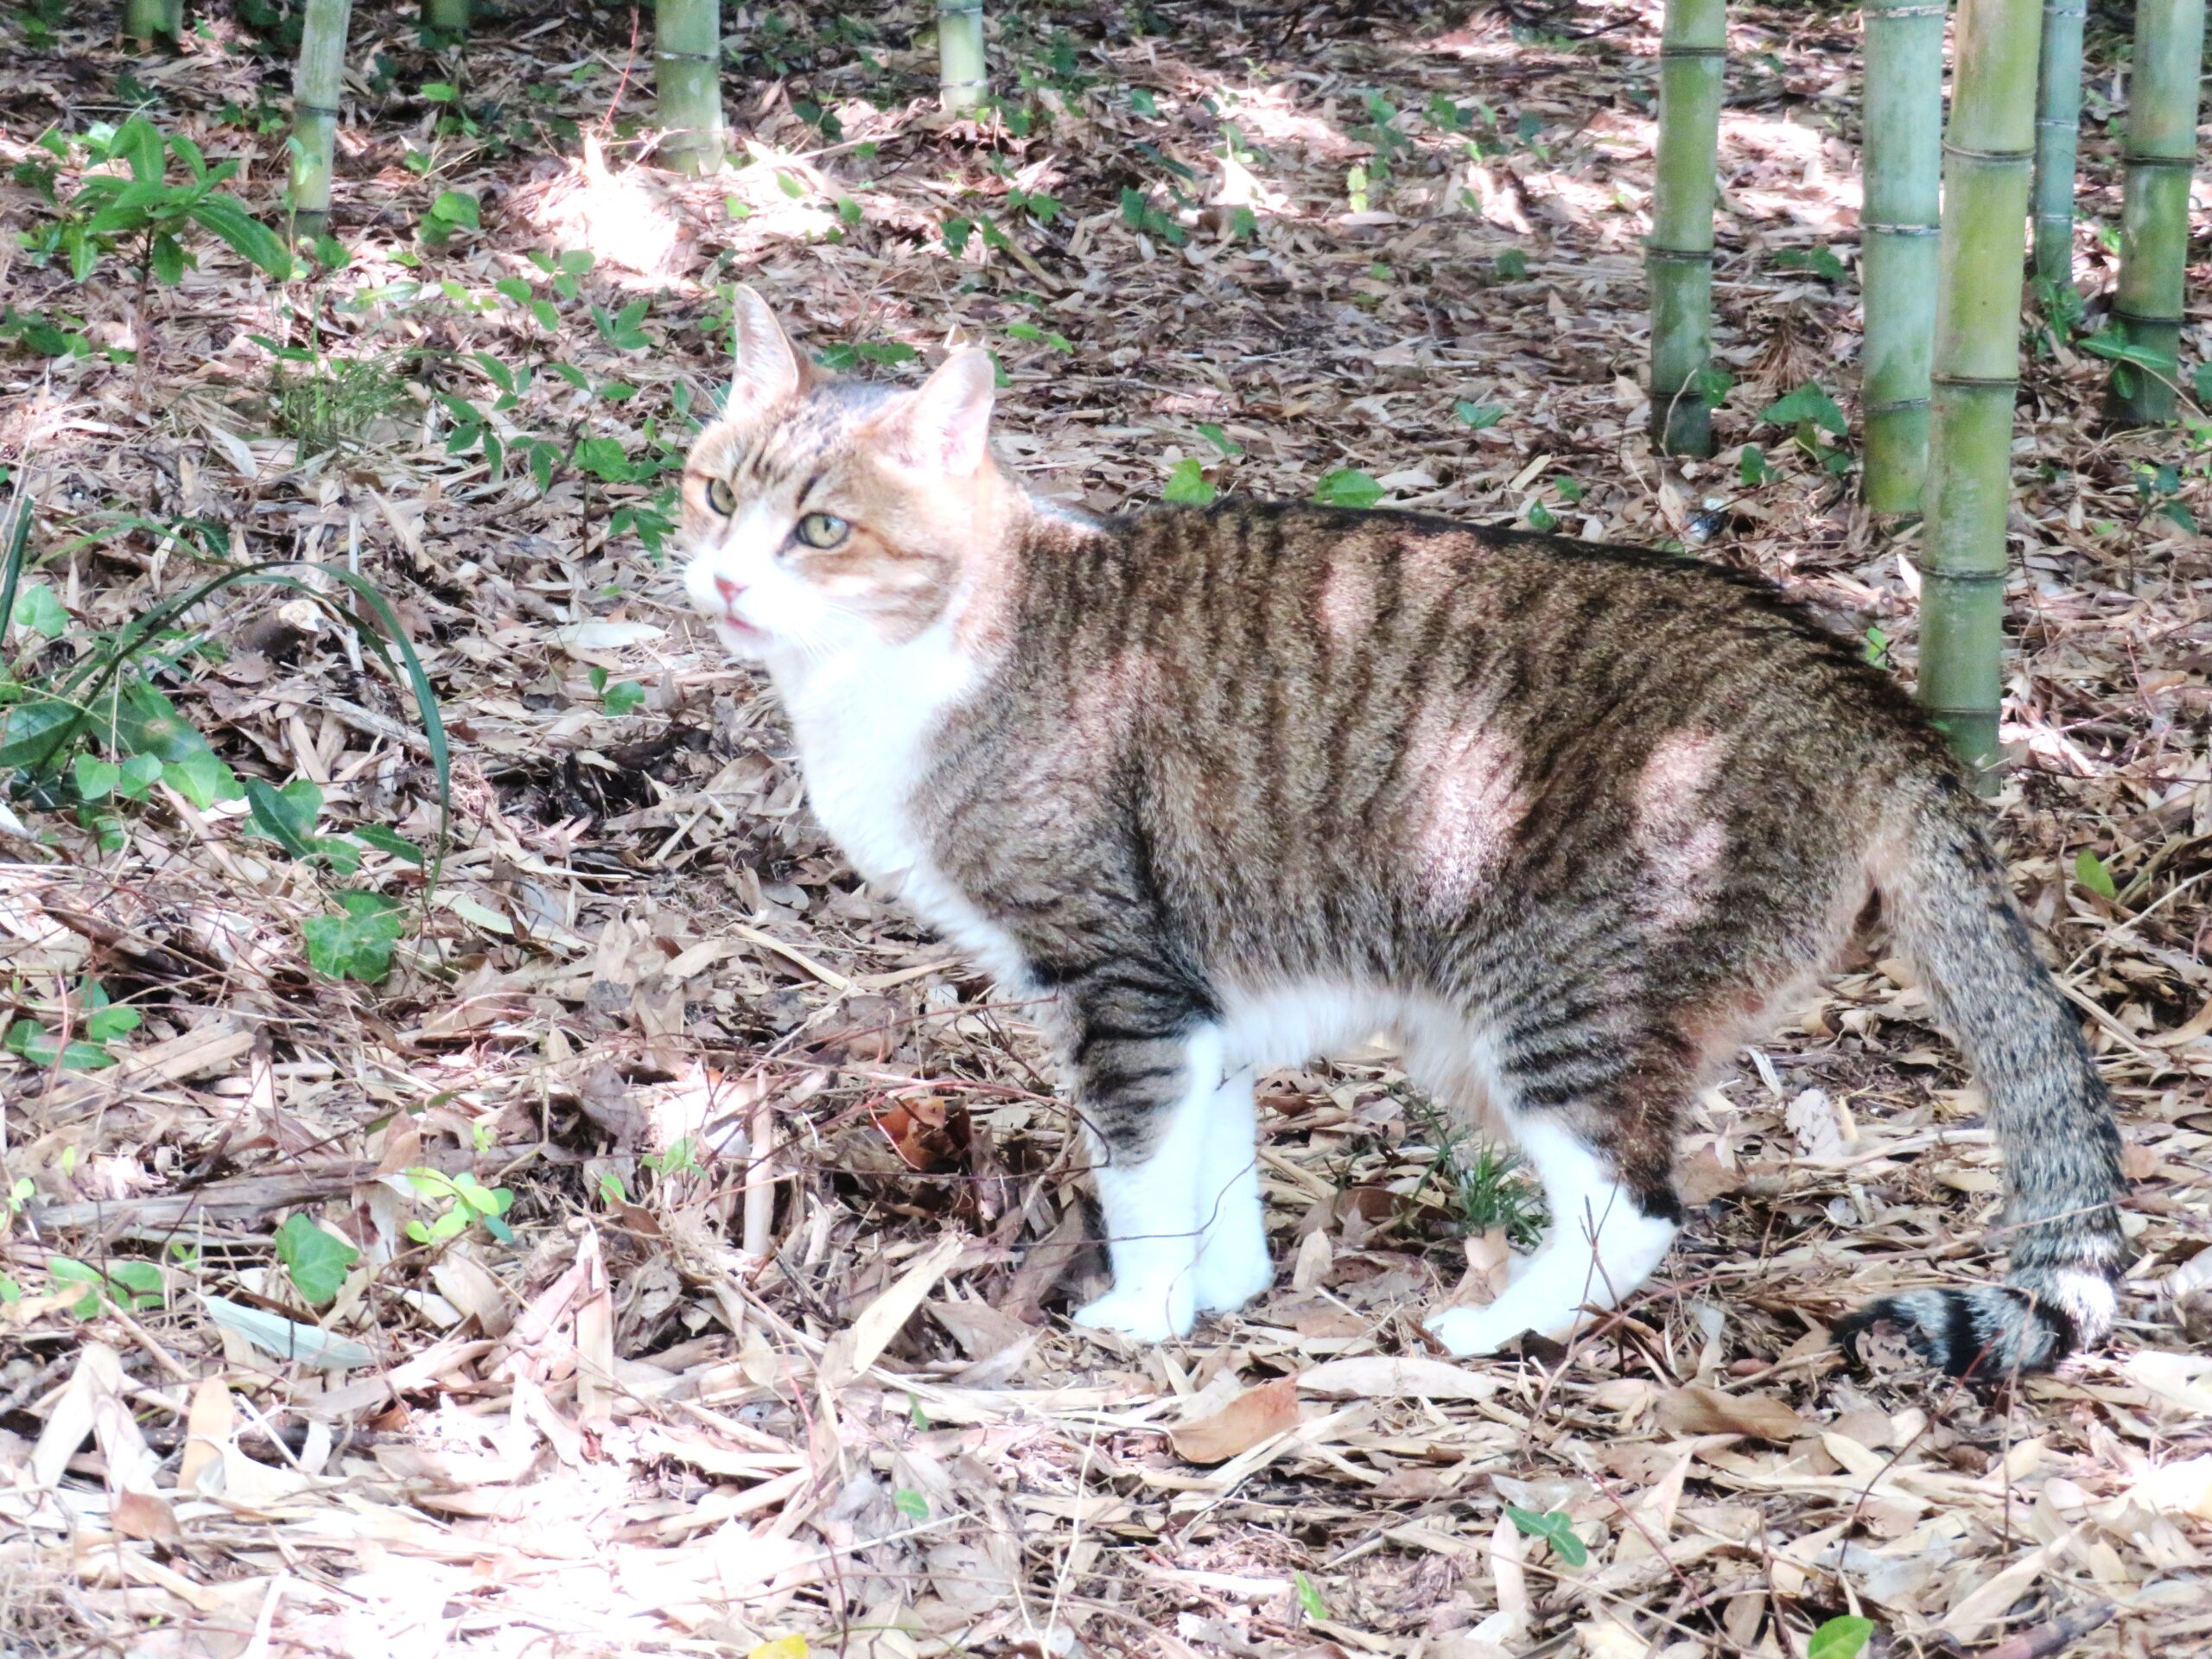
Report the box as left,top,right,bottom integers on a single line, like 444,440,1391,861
1216,978,1502,1106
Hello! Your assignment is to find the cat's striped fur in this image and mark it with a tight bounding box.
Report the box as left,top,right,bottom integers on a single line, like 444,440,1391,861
679,289,2127,1376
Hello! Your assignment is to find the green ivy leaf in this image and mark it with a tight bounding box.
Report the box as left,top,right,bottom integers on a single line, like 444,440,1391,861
73,754,120,801
0,700,80,771
893,1489,929,1520
1494,248,1529,280
1129,87,1159,118
2078,329,2173,372
274,1212,360,1306
11,582,68,637
1808,1615,1875,1659
1453,401,1507,429
1313,468,1384,510
2075,848,2116,900
1505,1505,1587,1567
601,681,646,716
355,823,425,866
1163,457,1217,506
1294,1573,1328,1620
1528,500,1559,532
1196,423,1243,456
162,752,243,810
115,753,164,800
1759,382,1848,435
303,892,406,984
84,1003,140,1044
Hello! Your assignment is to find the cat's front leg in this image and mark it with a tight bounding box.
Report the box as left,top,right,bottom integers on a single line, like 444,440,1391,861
1065,994,1224,1342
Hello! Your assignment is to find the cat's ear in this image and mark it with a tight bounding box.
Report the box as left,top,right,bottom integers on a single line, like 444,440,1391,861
864,349,995,476
728,286,804,416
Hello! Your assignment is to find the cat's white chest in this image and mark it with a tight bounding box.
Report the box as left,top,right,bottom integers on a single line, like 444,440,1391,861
769,634,1032,990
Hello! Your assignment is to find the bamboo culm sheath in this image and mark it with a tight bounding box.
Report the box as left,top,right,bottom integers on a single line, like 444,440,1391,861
288,0,354,238
1648,0,1726,458
655,0,725,176
2031,0,2087,289
2108,0,2205,424
939,0,987,114
1860,0,1944,516
1917,0,2043,785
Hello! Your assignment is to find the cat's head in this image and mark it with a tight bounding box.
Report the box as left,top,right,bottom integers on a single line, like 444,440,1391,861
680,288,1007,661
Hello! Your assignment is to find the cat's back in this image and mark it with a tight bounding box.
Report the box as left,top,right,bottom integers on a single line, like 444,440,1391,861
1017,499,1930,763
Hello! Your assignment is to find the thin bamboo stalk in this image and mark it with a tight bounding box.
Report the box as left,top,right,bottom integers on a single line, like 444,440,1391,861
123,0,182,41
939,0,987,115
1648,0,1726,458
288,0,353,238
655,0,723,176
2031,0,2086,287
1917,0,2043,783
1860,0,1945,516
421,0,469,35
2107,0,2206,423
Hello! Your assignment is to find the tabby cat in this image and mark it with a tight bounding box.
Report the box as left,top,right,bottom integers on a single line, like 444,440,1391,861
679,289,2126,1376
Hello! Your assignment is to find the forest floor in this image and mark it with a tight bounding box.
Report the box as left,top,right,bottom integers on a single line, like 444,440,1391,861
2,2,2210,1656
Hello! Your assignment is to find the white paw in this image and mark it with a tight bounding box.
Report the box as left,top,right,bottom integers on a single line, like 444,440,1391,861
1424,1302,1546,1357
1192,1237,1274,1314
1071,1284,1194,1343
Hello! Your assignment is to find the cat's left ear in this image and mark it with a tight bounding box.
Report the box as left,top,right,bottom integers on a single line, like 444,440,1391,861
865,350,995,476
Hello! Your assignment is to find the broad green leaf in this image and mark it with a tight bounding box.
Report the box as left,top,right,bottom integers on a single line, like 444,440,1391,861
1163,457,1217,506
2078,329,2172,372
1128,87,1159,118
302,891,406,983
2075,848,2116,900
5,1017,114,1071
73,753,120,801
1314,468,1384,509
1808,1616,1874,1659
1527,500,1558,532
0,700,84,770
12,582,68,636
1454,401,1506,429
1760,382,1848,435
892,1489,929,1520
149,232,187,287
430,190,480,229
187,194,292,277
84,1003,139,1044
200,1292,373,1368
113,678,214,763
354,823,425,865
1495,248,1529,280
162,752,242,809
116,753,163,799
246,777,322,855
112,115,165,184
274,1212,360,1306
1196,422,1243,456
601,681,646,716
1294,1572,1328,1619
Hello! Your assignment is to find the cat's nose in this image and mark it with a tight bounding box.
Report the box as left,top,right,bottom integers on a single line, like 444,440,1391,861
715,575,744,607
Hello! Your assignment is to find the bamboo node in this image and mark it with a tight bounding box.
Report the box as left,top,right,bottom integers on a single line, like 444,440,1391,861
1863,220,1941,236
938,0,985,14
1931,373,2020,391
2120,152,2197,169
1657,44,1726,56
1862,3,1948,16
1866,397,1933,415
654,50,716,63
1939,142,2031,163
2109,306,2184,328
294,102,342,120
1644,246,1714,263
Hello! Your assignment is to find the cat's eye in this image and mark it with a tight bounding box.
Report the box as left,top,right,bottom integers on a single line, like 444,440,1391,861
794,512,849,550
705,478,737,516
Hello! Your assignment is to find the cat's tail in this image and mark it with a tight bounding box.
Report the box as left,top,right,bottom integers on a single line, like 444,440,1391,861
1838,778,2127,1376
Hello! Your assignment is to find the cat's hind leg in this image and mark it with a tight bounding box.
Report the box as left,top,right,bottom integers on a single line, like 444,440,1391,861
1192,1065,1273,1314
1423,1034,1685,1357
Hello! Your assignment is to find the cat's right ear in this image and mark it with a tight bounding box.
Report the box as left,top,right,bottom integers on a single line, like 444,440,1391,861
728,286,804,417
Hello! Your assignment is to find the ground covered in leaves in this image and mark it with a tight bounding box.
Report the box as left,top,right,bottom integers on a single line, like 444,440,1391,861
2,2,2210,1656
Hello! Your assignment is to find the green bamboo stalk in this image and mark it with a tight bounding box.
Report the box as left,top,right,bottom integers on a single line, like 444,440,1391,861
2030,0,2086,287
655,0,723,176
1648,0,1726,458
123,0,182,41
420,0,468,36
1917,0,2043,784
2107,0,2206,424
939,0,987,115
1860,0,1945,516
288,0,353,238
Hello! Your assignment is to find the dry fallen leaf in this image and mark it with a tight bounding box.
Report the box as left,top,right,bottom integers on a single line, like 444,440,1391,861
1655,1385,1808,1441
1169,1376,1301,1463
